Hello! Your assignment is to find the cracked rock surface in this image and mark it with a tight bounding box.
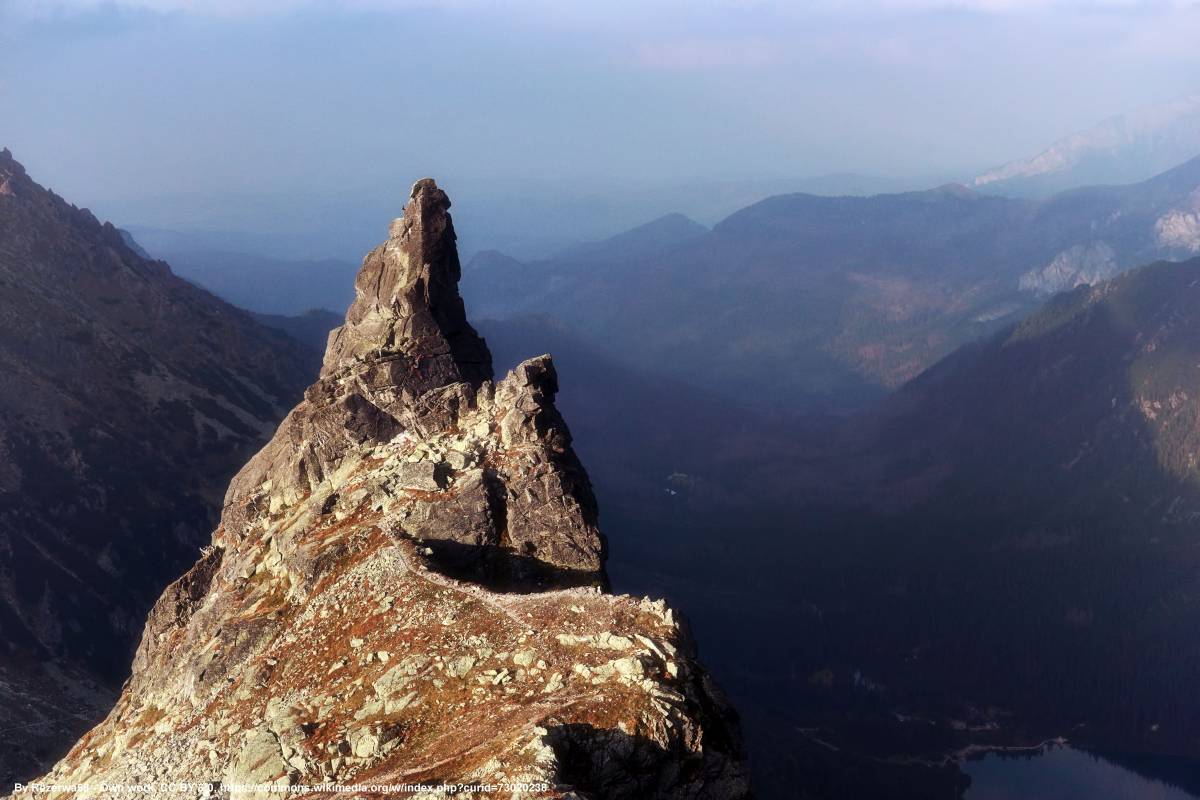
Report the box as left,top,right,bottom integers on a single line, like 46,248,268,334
15,179,751,800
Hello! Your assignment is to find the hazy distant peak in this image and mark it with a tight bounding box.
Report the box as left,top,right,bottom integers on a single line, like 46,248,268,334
931,182,979,198
973,92,1200,195
557,211,708,261
637,211,707,228
602,211,706,242
464,248,526,270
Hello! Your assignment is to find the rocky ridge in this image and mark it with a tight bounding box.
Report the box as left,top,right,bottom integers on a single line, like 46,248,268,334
0,150,316,784
15,180,750,799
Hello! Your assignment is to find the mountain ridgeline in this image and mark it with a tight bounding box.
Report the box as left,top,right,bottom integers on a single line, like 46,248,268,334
974,92,1200,196
18,178,751,799
0,150,319,784
452,158,1200,793
8,134,1200,800
464,156,1200,411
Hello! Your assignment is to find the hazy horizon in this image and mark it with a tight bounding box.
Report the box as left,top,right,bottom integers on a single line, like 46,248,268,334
3,0,1199,258
7,4,1200,796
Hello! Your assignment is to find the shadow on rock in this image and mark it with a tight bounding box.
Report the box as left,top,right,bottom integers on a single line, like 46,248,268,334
416,537,609,594
545,722,750,800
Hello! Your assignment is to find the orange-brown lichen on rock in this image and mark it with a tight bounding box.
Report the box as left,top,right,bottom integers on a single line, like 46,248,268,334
13,180,751,800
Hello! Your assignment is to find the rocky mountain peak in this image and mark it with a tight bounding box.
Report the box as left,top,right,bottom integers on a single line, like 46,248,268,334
322,178,492,392
18,176,751,798
228,179,604,583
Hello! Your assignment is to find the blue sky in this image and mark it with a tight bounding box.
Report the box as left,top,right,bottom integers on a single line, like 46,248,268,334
1,0,1198,256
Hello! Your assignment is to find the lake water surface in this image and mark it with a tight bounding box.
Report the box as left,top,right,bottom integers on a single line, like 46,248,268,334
964,746,1200,800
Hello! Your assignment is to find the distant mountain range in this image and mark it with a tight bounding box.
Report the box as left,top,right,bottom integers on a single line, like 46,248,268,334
465,156,1200,412
854,256,1200,697
128,242,359,316
12,138,1200,797
974,92,1200,196
112,172,945,281
0,151,317,784
250,308,343,351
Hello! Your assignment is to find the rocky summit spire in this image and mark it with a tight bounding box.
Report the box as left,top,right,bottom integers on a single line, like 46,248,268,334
20,176,750,800
219,178,608,584
322,178,492,392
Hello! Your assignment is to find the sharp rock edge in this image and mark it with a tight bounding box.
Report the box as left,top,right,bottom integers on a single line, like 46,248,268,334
13,179,752,800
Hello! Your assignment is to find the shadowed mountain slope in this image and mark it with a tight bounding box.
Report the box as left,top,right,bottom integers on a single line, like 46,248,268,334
0,150,316,785
821,258,1200,735
655,257,1200,797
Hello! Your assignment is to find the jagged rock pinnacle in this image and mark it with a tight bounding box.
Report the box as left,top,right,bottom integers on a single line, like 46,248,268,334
225,177,606,583
14,173,750,799
322,178,493,393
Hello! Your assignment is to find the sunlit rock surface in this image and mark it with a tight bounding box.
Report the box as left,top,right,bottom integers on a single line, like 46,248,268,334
14,180,750,800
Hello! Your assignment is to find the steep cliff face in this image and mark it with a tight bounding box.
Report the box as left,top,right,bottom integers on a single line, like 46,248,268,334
0,150,316,784
17,180,750,799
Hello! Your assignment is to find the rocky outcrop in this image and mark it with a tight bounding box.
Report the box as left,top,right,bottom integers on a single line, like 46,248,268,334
0,150,316,786
1017,241,1118,295
1153,188,1200,254
15,179,750,799
322,179,492,389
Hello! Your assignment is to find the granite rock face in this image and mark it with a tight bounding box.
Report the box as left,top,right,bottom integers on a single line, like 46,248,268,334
322,179,492,389
0,150,316,785
17,180,750,799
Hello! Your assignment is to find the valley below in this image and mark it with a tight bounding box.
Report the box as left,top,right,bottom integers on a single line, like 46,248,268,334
9,4,1200,796
601,501,1200,799
469,257,1200,797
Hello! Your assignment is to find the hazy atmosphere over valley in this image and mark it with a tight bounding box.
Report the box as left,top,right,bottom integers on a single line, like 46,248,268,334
3,1,1200,798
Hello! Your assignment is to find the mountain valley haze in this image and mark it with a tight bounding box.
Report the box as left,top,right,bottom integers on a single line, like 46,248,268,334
3,2,1200,798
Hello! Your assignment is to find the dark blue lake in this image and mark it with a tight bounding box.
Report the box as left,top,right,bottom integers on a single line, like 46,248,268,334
964,746,1200,800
